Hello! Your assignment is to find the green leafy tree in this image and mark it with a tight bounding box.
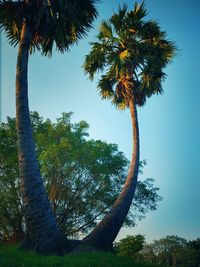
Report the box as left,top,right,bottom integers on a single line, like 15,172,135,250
186,238,200,267
139,235,200,267
152,236,187,266
114,235,145,257
83,2,176,250
0,112,162,242
0,0,99,254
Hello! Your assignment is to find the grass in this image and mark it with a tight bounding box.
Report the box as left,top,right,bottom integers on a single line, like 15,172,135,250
0,244,163,267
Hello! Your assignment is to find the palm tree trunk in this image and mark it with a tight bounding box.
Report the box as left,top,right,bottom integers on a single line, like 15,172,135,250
16,22,69,255
83,98,140,251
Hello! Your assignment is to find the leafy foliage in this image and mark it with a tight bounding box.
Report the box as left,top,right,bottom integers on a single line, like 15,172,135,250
83,2,177,108
114,235,145,257
139,236,200,267
0,112,162,241
0,0,99,55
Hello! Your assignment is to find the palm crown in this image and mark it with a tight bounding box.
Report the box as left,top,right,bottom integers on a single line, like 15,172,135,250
0,0,98,55
84,2,176,109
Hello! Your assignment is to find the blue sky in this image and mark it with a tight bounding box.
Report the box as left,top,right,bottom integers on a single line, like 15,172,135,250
1,0,200,242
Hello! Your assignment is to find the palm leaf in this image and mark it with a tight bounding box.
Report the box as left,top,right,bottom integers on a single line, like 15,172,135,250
83,42,107,80
83,1,177,110
133,1,147,20
97,75,115,100
119,49,130,62
110,4,127,35
0,0,99,55
99,20,113,39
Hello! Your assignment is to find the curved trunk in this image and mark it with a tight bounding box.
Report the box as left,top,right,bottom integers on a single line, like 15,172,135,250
16,22,69,254
83,99,140,251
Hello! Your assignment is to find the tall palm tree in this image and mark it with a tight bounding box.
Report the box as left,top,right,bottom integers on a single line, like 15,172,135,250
0,0,98,254
83,2,176,251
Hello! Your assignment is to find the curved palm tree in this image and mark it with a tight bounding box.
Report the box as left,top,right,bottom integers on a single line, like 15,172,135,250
83,2,176,251
0,0,98,254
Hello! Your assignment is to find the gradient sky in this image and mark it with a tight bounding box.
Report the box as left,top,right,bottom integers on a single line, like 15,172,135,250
1,0,200,243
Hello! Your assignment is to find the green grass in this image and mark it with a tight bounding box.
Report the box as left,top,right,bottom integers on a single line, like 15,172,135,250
0,244,162,267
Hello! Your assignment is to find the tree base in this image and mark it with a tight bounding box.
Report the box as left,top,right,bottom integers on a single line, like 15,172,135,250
20,235,114,255
21,232,71,255
82,238,114,253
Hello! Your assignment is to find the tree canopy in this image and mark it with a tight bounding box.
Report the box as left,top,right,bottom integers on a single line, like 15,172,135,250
114,235,200,267
0,0,99,55
114,234,145,257
83,2,176,109
0,112,162,242
138,235,200,267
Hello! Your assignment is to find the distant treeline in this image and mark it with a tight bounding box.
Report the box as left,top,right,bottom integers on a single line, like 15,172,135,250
115,235,200,267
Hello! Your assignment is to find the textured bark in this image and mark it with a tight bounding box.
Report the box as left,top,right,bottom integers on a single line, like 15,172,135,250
83,99,140,251
16,22,69,255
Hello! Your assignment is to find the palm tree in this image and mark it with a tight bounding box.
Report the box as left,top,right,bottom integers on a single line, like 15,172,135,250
83,2,176,251
0,0,98,254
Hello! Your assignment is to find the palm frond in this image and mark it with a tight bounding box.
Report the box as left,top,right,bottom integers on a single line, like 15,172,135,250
106,49,130,79
97,75,115,100
141,20,165,42
99,20,113,40
83,41,107,80
133,1,147,20
110,4,127,35
159,40,177,64
119,49,130,62
111,95,126,110
83,1,177,109
0,0,99,55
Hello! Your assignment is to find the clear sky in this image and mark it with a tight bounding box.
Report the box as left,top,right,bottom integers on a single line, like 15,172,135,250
1,0,200,243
